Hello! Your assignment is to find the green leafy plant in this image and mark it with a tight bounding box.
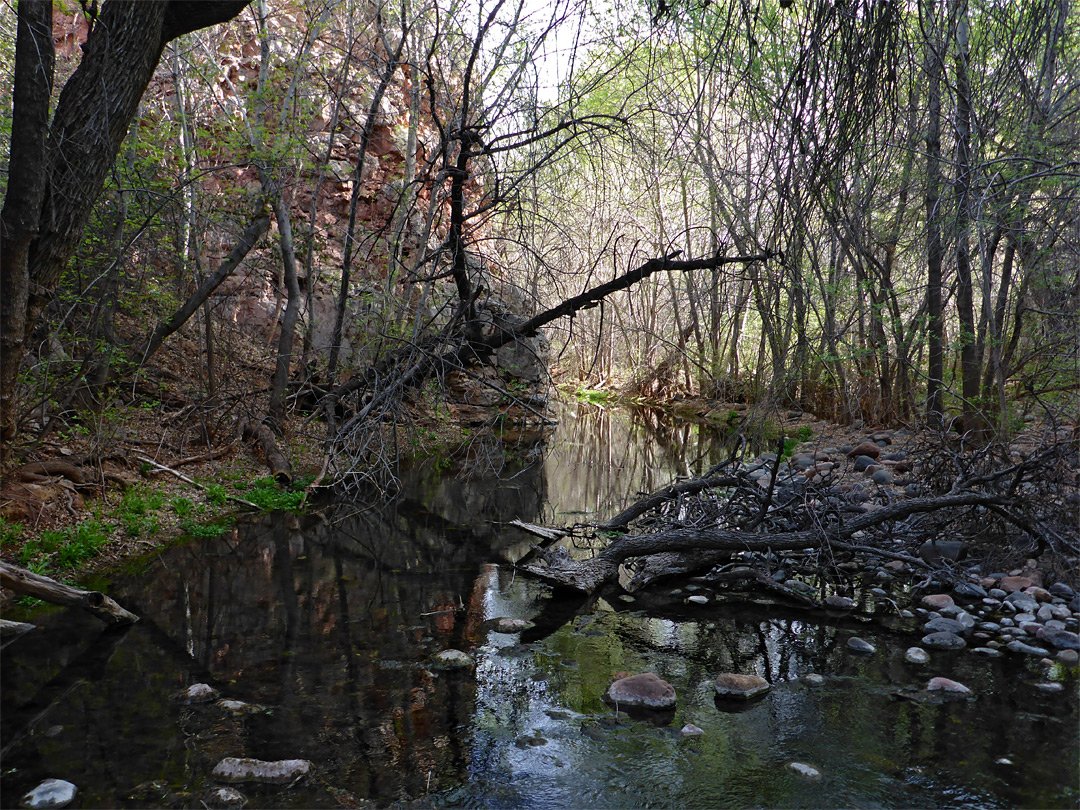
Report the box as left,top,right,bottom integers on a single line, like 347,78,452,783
204,484,229,505
179,517,235,539
239,477,305,512
171,496,194,518
0,518,23,547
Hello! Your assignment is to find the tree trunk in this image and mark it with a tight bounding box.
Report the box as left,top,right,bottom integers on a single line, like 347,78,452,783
0,562,138,624
923,0,946,424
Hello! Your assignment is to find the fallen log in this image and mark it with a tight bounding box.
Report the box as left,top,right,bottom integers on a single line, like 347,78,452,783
0,562,138,624
519,492,1008,593
12,460,86,485
240,418,292,485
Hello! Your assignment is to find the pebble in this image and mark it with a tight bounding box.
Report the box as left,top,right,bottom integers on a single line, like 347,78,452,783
904,647,930,664
989,588,1008,599
977,621,1002,632
923,617,968,635
927,677,971,694
1057,649,1079,666
847,637,876,654
203,787,247,809
871,469,893,485
680,723,705,736
1007,640,1050,656
971,647,1003,658
921,631,966,650
20,779,77,809
786,762,823,780
1014,613,1037,624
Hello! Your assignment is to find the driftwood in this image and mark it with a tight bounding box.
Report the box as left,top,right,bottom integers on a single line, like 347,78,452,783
240,418,292,485
0,561,138,624
520,492,1008,594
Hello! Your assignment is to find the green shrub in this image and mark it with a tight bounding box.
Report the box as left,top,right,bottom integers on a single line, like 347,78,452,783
171,497,194,518
0,518,23,547
240,477,305,512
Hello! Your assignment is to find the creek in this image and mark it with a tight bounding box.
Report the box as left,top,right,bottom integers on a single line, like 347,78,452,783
1,402,1076,809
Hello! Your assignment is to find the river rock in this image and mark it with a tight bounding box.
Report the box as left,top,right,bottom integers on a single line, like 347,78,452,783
20,779,76,809
904,647,930,664
1007,640,1049,656
175,683,219,704
1049,582,1076,599
1000,576,1033,593
491,617,535,633
971,647,1003,658
432,649,475,669
927,677,970,694
921,631,966,650
953,582,988,600
870,469,893,485
848,441,881,459
680,723,705,736
714,673,771,699
847,637,875,654
1025,586,1052,602
687,594,709,605
1005,592,1040,613
203,786,247,809
1041,628,1080,650
1057,649,1079,666
211,758,312,784
923,617,968,636
921,593,955,610
786,762,823,780
606,673,677,709
825,594,856,610
1035,682,1064,693
852,455,877,472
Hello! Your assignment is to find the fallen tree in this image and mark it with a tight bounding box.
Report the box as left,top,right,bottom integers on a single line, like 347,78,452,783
0,562,138,624
516,440,1074,595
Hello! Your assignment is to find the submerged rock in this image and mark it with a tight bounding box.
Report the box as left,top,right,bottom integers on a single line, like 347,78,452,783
216,699,266,716
825,595,856,610
605,673,677,709
921,631,966,651
431,649,475,669
714,673,771,699
786,762,823,780
490,617,535,633
1007,640,1049,656
923,617,968,636
203,786,248,808
846,637,876,654
211,758,312,784
20,779,77,809
927,677,970,694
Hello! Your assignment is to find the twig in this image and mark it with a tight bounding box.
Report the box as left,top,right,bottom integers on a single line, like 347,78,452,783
135,454,260,510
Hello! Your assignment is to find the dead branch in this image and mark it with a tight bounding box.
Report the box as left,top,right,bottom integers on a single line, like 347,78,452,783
239,418,292,485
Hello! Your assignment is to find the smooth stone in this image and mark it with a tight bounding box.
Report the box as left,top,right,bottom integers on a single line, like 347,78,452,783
1034,682,1064,693
803,673,826,686
1056,649,1078,665
904,647,930,664
921,594,955,611
1025,586,1052,602
1050,604,1072,620
989,588,1008,599
870,469,893,485
786,762,823,780
216,699,266,715
680,723,705,736
971,647,1002,658
714,672,771,699
1037,605,1056,622
1045,620,1067,631
954,582,987,599
606,673,677,709
1007,640,1050,656
939,604,964,618
848,441,882,459
211,758,312,784
847,637,876,654
927,677,970,694
203,787,247,809
977,622,1002,632
899,609,915,619
175,683,219,704
921,631,966,650
923,617,968,635
491,617,535,633
1005,592,1040,613
1049,582,1076,599
999,617,1016,627
852,455,877,472
825,594,856,610
1042,628,1080,650
982,598,1002,609
432,649,475,669
1014,613,1037,624
687,594,709,605
20,779,77,809
1000,576,1033,593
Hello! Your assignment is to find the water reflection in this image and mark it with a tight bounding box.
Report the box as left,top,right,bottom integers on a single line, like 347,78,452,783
1,405,1077,809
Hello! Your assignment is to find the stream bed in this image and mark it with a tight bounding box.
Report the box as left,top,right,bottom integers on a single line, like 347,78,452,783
2,403,1077,808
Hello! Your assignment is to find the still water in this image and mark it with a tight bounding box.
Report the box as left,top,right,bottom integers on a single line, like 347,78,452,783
2,403,1077,808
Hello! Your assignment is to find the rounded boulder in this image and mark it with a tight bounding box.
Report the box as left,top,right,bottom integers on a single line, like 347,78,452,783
605,673,677,709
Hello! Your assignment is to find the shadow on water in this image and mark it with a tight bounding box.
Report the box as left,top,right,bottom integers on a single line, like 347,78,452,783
1,403,1077,809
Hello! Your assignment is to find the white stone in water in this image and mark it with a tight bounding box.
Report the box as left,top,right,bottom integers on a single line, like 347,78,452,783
803,673,826,686
203,786,248,808
847,637,876,654
786,762,823,780
491,617,534,633
687,595,709,605
995,757,1013,765
211,758,312,784
20,779,76,809
680,723,705,736
927,677,971,694
175,683,219,704
431,649,474,669
904,647,930,664
216,699,266,715
1034,682,1064,693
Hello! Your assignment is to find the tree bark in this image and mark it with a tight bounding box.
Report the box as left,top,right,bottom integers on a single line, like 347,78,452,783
923,0,946,425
